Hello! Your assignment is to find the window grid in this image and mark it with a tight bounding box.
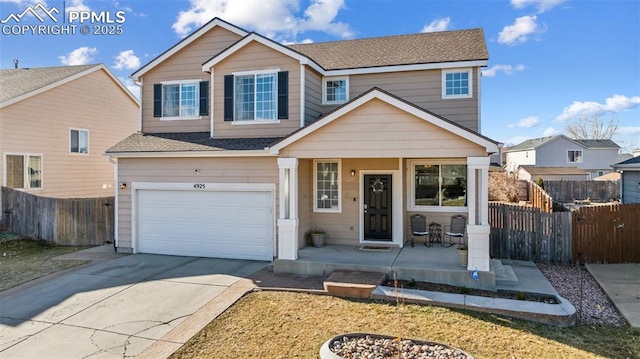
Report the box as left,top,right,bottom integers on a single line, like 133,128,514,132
162,82,199,118
235,73,277,121
445,72,469,96
256,74,277,120
325,80,346,102
316,162,339,210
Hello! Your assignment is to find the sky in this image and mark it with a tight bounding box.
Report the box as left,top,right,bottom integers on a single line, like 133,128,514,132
1,0,639,152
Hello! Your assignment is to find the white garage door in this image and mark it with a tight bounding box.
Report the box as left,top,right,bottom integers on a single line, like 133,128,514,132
136,188,273,260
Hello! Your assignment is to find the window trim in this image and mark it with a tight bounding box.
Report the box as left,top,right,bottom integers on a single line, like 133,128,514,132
407,159,468,212
442,68,473,99
567,149,583,163
3,152,43,190
322,76,349,105
231,69,280,122
69,128,89,155
313,159,342,213
159,79,202,120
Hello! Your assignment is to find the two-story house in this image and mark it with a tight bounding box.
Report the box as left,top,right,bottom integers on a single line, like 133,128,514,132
106,18,499,273
1,64,139,206
505,135,623,180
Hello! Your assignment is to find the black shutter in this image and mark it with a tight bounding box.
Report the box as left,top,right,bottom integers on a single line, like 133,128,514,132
277,71,288,119
153,84,162,117
199,81,209,116
224,75,234,121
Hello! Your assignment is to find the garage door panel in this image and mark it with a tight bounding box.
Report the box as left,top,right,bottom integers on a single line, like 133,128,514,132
136,188,273,261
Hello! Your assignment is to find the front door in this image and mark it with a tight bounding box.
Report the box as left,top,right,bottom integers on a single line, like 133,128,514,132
363,174,392,241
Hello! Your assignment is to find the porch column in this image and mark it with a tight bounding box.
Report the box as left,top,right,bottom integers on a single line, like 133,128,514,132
277,158,299,260
466,157,491,271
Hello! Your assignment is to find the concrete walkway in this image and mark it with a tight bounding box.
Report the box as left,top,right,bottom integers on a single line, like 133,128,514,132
0,251,267,359
586,263,640,328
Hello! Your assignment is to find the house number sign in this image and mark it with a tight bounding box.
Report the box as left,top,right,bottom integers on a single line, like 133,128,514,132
193,184,206,189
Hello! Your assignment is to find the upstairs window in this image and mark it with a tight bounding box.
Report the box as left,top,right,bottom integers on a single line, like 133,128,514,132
323,77,348,104
568,150,583,163
153,81,209,119
442,69,472,99
5,154,42,189
70,129,89,154
224,70,288,122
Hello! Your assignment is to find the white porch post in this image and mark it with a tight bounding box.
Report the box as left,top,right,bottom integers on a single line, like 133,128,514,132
466,157,491,271
277,158,299,260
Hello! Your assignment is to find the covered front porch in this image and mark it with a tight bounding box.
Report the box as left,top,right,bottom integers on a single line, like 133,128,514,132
274,244,516,291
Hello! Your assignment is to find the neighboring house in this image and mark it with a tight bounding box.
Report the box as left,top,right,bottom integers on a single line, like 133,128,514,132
613,156,640,204
594,172,621,181
106,18,499,271
505,135,622,179
518,166,589,182
0,64,139,201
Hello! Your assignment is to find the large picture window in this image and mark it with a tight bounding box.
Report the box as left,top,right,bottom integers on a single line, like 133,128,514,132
235,73,277,121
162,82,198,118
314,160,341,212
412,162,466,209
5,154,42,189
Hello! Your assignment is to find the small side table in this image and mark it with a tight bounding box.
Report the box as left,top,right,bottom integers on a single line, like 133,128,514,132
428,222,442,246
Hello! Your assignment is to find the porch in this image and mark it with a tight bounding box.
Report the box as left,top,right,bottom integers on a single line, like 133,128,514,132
274,244,519,291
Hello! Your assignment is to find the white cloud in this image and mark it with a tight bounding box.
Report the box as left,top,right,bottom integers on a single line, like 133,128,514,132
421,17,451,33
65,0,89,13
118,76,140,99
543,127,560,136
617,126,640,135
508,116,540,128
498,15,541,45
505,136,529,146
172,0,351,41
58,46,97,65
113,50,140,70
511,0,565,13
556,95,640,122
482,64,525,77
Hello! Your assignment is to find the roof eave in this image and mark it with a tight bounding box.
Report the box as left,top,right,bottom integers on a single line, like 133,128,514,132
107,149,274,158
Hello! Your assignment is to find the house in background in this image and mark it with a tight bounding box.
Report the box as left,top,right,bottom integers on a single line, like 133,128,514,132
505,135,622,180
0,64,139,203
106,18,499,275
613,156,640,204
518,166,589,182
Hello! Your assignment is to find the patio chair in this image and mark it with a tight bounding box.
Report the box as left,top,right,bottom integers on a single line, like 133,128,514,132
444,214,466,247
409,214,429,247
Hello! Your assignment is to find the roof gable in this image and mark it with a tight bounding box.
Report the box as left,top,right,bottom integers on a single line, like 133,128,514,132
270,87,498,154
132,18,248,81
506,135,585,152
0,64,139,108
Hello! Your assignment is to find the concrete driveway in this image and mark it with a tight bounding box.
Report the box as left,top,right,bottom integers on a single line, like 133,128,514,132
0,254,267,358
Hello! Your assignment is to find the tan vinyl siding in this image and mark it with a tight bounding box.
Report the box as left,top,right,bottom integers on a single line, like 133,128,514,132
141,26,243,133
212,41,301,138
320,69,479,131
304,68,323,126
116,156,279,249
0,69,138,198
306,158,399,245
281,98,485,159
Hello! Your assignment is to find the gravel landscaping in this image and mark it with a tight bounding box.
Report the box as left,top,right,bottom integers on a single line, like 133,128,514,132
537,263,627,327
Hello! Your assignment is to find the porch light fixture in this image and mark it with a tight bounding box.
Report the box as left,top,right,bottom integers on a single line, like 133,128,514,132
350,170,356,177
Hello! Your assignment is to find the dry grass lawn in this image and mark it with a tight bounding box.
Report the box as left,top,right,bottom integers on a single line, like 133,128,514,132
0,233,89,291
171,291,639,359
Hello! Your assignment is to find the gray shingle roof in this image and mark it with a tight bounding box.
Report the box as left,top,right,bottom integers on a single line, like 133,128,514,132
574,139,620,149
613,155,640,167
0,64,99,103
106,132,282,153
519,166,589,175
288,28,487,70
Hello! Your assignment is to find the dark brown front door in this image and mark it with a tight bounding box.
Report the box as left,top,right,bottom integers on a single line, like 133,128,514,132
364,174,392,241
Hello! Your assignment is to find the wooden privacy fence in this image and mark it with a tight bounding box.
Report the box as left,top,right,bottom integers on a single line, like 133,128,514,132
544,180,619,203
1,187,114,246
572,203,640,263
528,182,553,212
489,202,572,264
